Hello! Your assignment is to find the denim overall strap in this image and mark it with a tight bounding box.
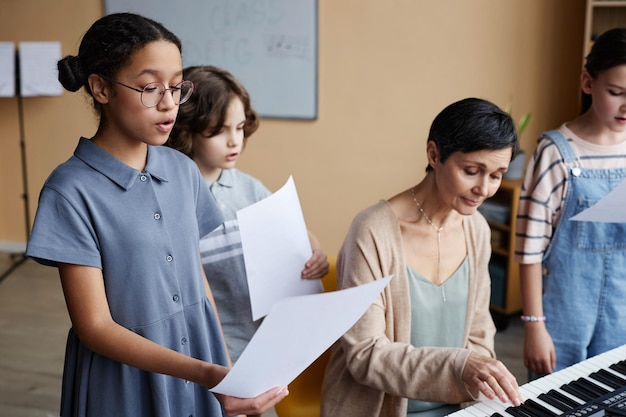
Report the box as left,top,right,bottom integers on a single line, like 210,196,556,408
540,130,626,371
542,130,579,165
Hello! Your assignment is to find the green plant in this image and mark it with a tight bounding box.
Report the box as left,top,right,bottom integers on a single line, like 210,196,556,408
505,105,532,137
517,112,531,137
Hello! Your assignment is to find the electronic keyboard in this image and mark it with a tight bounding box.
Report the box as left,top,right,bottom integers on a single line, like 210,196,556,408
447,344,626,417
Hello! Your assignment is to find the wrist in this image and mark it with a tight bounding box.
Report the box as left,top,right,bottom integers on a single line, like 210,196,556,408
520,314,546,323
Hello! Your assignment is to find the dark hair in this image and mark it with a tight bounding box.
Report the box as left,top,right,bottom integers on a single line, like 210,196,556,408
581,28,626,114
57,13,182,113
166,65,259,158
425,98,518,173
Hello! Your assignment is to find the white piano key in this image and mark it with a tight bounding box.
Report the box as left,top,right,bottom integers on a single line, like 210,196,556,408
581,347,621,368
589,346,626,372
582,356,622,377
560,361,597,379
599,356,626,373
532,372,580,393
577,359,605,373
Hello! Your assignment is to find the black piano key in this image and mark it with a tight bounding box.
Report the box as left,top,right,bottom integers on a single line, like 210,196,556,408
589,370,624,389
519,403,552,417
574,377,611,396
610,363,626,377
492,413,506,417
599,368,626,385
547,389,581,408
537,392,573,412
505,405,534,417
611,362,626,376
609,366,626,379
569,380,598,398
586,376,613,392
560,383,595,402
524,399,559,417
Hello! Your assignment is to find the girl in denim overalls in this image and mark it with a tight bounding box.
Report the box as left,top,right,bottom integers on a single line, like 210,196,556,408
516,28,626,376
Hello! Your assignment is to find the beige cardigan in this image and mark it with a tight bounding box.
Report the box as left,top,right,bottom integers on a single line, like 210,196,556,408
321,200,496,417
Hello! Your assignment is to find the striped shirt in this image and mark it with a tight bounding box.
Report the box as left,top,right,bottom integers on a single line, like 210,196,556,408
198,168,271,362
515,124,626,264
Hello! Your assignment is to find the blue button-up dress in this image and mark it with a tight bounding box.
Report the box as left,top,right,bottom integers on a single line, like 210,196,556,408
26,138,228,417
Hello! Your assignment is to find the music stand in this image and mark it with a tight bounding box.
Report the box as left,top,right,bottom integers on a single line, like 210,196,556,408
0,42,61,284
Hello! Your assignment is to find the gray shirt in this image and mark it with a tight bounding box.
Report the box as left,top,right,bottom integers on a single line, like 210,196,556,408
199,168,271,362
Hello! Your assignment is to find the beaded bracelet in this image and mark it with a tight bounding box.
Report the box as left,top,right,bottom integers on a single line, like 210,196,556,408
520,315,546,322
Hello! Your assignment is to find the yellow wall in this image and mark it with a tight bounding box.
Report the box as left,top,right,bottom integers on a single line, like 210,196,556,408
0,0,585,255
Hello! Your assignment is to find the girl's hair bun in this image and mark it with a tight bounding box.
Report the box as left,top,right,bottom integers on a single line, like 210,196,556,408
57,55,86,92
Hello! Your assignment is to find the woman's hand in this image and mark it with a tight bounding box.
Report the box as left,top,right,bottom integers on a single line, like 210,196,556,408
462,351,523,406
214,387,289,417
301,248,329,279
523,323,555,376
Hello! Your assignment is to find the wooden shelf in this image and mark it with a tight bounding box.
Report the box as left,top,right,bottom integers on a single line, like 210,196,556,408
592,1,626,7
479,179,522,316
492,247,509,258
489,222,511,232
583,0,626,58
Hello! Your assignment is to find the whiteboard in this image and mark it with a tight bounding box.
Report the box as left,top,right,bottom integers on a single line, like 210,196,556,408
103,0,318,120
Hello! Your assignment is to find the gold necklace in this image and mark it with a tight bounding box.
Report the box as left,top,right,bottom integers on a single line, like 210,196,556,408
411,187,445,295
411,187,444,234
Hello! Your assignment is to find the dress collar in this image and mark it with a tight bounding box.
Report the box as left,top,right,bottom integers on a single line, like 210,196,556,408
74,137,168,190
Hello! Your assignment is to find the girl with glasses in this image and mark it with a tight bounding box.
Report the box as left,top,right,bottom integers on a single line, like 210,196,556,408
25,12,287,417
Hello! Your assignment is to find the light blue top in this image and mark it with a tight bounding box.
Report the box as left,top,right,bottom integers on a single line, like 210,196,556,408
26,138,229,417
199,168,271,363
406,257,468,417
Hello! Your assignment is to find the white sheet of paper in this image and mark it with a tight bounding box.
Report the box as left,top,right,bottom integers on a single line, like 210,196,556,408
18,42,62,97
211,275,393,397
0,42,15,97
237,176,322,321
570,178,626,222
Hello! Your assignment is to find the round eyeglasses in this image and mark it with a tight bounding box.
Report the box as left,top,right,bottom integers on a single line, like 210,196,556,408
106,78,195,107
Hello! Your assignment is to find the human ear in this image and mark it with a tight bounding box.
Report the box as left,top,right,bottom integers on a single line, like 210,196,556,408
426,141,439,168
88,74,110,105
580,70,593,95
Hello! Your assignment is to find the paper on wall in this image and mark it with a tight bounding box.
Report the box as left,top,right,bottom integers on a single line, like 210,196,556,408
18,42,62,97
0,42,15,97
